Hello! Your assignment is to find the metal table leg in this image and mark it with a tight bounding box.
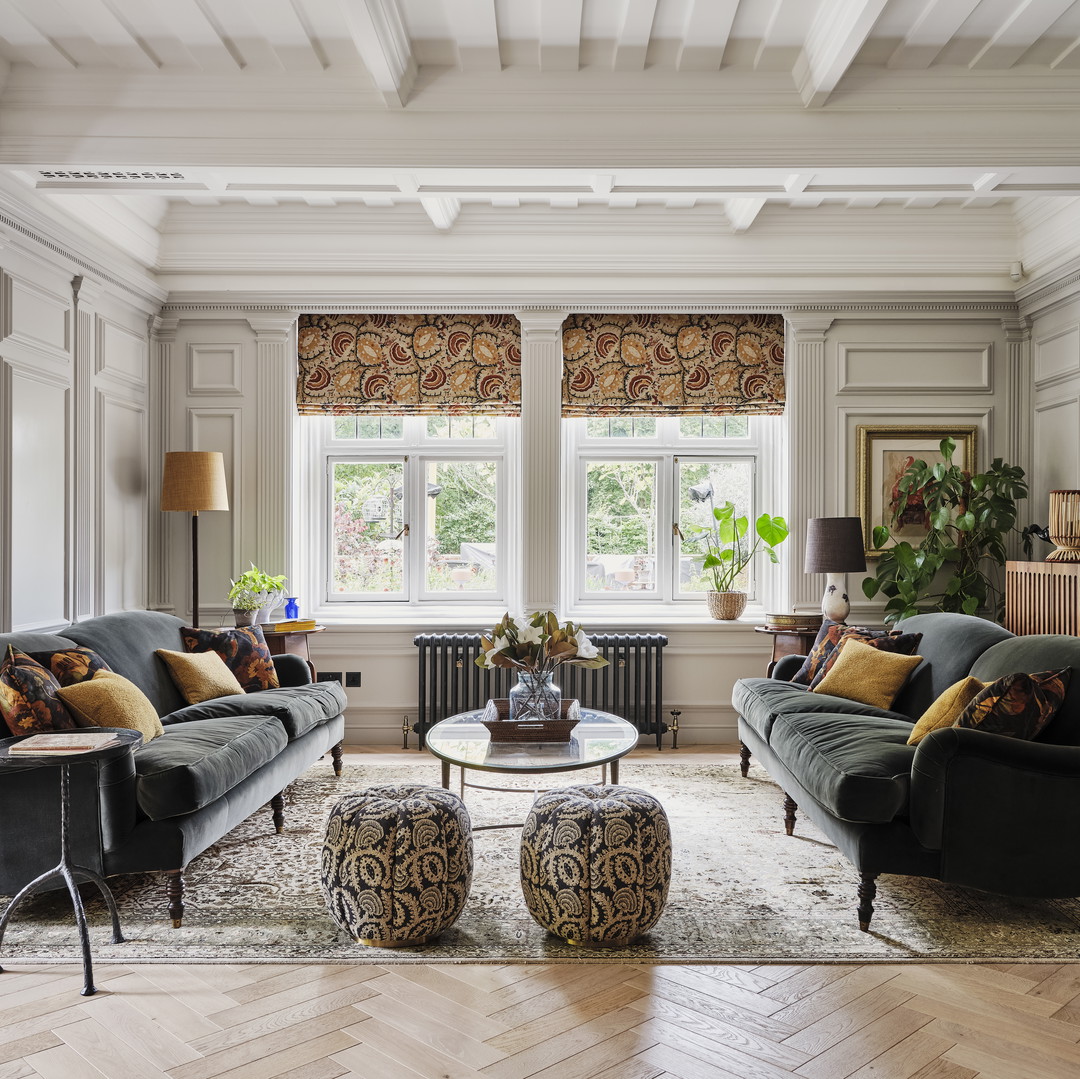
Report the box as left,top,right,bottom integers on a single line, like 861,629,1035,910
0,762,124,996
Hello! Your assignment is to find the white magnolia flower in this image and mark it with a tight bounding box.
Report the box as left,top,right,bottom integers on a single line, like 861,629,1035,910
490,633,513,653
517,622,545,646
573,631,599,659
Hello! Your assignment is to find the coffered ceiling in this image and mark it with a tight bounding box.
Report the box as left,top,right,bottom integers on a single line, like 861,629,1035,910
0,0,1079,287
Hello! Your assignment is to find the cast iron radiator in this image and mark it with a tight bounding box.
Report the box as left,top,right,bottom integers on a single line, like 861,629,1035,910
411,632,673,750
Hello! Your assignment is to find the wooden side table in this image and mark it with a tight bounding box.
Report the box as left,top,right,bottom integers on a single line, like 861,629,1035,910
261,626,324,679
754,626,821,677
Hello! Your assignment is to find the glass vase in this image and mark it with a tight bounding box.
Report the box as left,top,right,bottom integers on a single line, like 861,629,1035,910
508,670,561,721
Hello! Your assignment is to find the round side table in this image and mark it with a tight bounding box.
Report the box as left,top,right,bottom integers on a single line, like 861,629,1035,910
0,728,142,995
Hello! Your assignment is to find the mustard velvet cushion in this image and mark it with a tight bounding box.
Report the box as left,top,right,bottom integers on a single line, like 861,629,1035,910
57,670,164,742
0,645,77,736
156,648,245,705
955,668,1072,740
907,676,986,746
812,637,924,710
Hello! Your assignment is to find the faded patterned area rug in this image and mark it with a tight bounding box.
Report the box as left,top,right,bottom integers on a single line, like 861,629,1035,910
4,760,1080,964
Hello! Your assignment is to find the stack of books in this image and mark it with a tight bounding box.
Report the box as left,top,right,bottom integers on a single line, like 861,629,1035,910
264,618,318,633
9,731,123,754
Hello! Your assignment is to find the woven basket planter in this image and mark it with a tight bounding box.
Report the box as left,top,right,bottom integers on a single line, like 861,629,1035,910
707,591,747,620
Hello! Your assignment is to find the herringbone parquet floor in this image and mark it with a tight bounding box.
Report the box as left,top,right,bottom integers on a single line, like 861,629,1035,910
4,959,1080,1078
3,747,1080,1078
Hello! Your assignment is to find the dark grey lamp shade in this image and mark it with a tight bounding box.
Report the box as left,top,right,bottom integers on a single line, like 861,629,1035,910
804,517,867,574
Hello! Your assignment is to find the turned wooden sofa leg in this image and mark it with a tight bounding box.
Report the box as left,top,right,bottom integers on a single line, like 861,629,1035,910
858,873,879,932
783,794,797,836
165,869,185,929
739,742,751,777
330,741,343,777
270,791,286,834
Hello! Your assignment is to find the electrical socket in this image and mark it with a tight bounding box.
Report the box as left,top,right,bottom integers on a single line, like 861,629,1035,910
345,671,362,688
317,671,342,683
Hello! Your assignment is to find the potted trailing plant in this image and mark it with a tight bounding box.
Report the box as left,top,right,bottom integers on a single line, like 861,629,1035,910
692,502,790,620
862,438,1029,624
227,564,288,626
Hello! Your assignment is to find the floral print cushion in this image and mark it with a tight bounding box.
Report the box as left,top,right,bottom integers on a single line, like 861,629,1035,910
956,668,1072,740
179,625,279,694
0,645,77,736
29,646,112,687
807,631,923,690
792,620,915,686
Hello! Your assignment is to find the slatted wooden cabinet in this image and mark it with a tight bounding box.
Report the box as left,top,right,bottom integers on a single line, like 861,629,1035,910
1004,561,1080,636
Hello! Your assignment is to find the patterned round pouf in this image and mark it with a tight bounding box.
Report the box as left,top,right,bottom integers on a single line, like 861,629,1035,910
320,784,473,947
520,784,672,947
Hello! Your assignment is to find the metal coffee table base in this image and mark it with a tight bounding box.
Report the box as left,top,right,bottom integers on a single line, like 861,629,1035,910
0,762,124,996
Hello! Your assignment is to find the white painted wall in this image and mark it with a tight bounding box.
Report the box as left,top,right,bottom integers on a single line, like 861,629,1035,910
156,299,1028,746
0,230,156,631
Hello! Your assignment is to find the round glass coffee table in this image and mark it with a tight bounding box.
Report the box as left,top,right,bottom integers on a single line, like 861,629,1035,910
425,707,638,829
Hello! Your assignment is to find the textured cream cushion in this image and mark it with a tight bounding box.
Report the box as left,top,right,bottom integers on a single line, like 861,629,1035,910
57,670,164,742
812,637,924,711
156,648,245,705
907,676,986,746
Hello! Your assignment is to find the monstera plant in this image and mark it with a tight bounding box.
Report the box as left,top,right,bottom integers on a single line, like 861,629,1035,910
862,438,1029,624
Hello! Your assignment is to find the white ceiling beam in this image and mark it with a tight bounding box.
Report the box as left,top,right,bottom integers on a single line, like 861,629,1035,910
340,0,417,107
887,0,981,70
144,0,243,71
247,0,324,72
55,0,160,69
969,0,1076,70
613,0,659,72
448,0,501,72
0,0,80,68
421,196,460,230
539,0,583,72
676,0,739,72
1050,36,1080,68
755,0,810,71
797,0,890,108
725,197,766,232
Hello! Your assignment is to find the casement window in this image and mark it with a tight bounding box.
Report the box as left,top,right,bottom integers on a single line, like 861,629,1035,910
318,415,515,606
563,414,785,609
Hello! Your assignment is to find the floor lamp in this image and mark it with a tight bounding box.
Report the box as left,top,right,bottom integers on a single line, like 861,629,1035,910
160,451,229,628
805,517,867,624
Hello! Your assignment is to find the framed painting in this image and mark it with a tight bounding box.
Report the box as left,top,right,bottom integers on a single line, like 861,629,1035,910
856,424,978,557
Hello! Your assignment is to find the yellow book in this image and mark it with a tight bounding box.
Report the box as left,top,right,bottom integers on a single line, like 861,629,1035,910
265,619,318,633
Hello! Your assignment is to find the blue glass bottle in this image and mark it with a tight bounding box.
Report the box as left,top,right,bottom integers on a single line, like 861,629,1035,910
284,597,300,620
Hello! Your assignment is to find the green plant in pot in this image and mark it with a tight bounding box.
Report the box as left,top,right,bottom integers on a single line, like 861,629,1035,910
692,502,790,620
862,438,1029,624
227,564,288,626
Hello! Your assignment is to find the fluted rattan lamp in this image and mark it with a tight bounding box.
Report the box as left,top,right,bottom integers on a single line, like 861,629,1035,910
161,451,229,627
805,517,867,624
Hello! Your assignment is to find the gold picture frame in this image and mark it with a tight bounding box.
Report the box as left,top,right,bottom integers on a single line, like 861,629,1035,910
856,424,978,558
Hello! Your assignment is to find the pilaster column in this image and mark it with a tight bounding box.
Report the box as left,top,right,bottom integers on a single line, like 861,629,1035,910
71,274,103,619
1002,314,1032,559
148,315,179,613
784,313,836,614
247,315,296,584
516,308,569,613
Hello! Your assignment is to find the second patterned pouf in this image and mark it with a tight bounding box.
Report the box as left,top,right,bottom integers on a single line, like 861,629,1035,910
520,784,672,947
320,783,473,947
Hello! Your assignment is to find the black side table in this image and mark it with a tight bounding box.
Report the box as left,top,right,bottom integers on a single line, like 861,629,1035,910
0,728,142,995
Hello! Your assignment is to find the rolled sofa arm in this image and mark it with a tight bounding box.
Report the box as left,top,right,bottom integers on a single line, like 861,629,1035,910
910,726,1080,895
273,652,312,687
772,654,805,681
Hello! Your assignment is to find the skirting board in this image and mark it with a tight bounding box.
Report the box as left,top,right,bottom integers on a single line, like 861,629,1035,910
340,703,739,746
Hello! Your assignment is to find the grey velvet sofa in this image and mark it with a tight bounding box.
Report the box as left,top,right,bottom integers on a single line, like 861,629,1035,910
0,611,346,926
732,612,1080,930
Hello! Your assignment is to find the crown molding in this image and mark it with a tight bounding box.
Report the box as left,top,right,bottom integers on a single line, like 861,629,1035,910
159,290,1020,318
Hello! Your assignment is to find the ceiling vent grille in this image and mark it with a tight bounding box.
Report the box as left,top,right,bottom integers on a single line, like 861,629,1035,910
38,170,187,182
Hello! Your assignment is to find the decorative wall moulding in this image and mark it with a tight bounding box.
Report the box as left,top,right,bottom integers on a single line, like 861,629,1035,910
187,344,244,396
1034,325,1080,388
837,342,992,395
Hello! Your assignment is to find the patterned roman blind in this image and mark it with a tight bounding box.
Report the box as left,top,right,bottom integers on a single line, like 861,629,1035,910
296,313,522,416
561,313,785,416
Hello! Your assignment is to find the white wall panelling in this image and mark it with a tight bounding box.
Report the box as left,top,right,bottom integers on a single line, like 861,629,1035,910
2,273,71,365
96,315,149,389
1034,324,1080,387
837,342,992,395
187,344,243,396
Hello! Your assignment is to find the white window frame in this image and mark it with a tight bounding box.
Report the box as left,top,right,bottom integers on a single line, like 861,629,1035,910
301,415,518,614
562,415,786,615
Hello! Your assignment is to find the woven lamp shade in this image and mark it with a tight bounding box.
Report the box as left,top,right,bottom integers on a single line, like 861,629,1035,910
160,452,229,512
804,517,866,574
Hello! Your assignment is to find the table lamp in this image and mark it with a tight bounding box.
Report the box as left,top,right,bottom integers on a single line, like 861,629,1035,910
804,516,867,624
1046,490,1080,562
161,451,229,627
